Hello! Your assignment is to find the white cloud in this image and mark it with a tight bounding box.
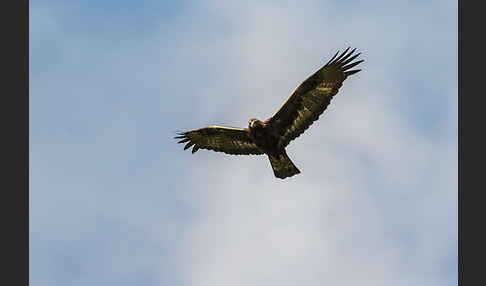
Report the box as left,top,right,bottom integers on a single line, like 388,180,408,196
175,1,457,286
30,0,457,285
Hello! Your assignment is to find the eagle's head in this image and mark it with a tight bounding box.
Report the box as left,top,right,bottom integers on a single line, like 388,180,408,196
248,118,264,130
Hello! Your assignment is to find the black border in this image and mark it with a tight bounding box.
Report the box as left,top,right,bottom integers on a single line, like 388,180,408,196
3,1,29,285
459,1,483,285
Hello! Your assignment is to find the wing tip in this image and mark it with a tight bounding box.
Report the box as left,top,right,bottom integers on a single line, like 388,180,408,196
174,130,188,138
334,47,351,63
342,59,364,71
175,131,194,149
326,47,363,69
325,50,340,65
344,69,362,77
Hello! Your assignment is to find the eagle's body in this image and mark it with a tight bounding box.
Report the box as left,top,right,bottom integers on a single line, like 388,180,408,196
175,48,363,179
247,119,279,155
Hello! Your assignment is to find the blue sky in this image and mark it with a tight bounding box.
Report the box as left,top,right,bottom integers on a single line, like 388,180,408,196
30,1,457,285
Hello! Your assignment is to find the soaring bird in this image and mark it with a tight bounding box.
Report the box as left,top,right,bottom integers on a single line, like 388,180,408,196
175,47,363,179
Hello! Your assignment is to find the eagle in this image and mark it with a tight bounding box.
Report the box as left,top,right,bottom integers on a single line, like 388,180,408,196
175,47,363,179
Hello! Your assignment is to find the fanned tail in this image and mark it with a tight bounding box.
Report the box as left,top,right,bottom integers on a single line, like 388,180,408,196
268,151,300,179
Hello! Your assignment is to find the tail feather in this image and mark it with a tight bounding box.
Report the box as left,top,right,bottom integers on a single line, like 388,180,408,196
268,152,300,179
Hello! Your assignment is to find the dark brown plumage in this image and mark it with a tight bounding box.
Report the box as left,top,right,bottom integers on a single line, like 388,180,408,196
175,47,363,179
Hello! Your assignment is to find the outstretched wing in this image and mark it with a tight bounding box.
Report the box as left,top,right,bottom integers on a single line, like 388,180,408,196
266,47,363,148
175,126,263,155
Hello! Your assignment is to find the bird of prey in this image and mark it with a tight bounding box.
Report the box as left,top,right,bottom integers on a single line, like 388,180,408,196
175,47,363,179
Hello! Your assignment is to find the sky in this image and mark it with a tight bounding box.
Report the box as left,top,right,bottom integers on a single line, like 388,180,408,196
30,0,457,285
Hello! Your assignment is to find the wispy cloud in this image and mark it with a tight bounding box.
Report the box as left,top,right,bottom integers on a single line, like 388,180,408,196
30,1,457,285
